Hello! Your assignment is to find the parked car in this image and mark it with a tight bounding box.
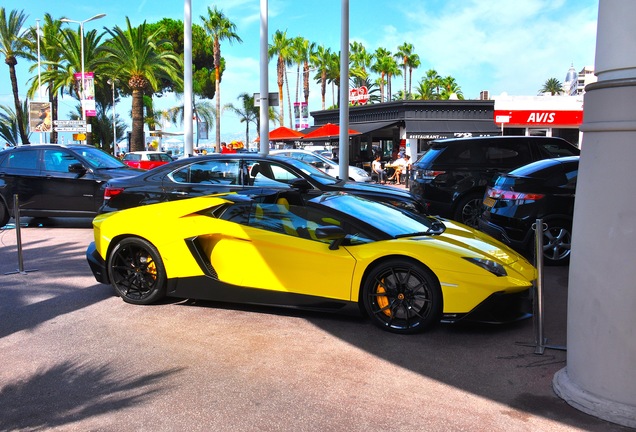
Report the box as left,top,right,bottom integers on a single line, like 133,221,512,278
0,144,141,227
100,153,424,214
122,151,173,170
410,136,580,228
87,190,537,334
271,149,371,182
478,156,578,266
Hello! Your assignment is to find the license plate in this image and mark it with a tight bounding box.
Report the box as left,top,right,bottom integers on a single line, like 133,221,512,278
483,197,496,208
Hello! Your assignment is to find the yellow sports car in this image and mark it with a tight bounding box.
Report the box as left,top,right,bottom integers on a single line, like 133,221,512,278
86,191,537,334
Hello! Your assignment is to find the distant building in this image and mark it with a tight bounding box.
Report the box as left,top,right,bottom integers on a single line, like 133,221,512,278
564,65,597,95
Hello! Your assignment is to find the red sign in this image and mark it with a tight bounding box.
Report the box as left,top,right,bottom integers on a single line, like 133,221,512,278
494,110,583,126
349,86,369,105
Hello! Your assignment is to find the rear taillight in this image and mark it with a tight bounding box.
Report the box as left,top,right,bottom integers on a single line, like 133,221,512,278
417,170,446,180
486,187,544,201
103,187,124,200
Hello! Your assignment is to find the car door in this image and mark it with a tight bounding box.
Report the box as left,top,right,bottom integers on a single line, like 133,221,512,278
207,200,356,300
41,148,100,213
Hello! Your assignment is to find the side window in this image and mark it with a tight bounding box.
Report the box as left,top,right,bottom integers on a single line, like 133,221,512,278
4,150,39,170
484,143,531,168
540,141,579,157
547,168,577,189
247,161,293,187
170,159,240,185
43,149,81,172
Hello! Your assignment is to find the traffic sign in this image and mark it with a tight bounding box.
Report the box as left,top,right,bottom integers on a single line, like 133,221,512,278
54,127,87,132
54,120,86,127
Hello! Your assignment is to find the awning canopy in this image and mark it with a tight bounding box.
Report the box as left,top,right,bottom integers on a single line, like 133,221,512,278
349,121,399,135
405,120,500,140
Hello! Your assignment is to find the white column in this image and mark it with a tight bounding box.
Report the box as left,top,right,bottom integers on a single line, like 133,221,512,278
552,0,636,428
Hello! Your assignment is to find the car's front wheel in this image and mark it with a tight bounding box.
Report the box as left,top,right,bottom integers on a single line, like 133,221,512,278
107,237,167,305
362,259,442,334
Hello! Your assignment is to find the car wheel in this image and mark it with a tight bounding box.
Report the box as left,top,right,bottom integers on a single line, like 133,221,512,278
362,259,442,334
454,193,483,228
107,237,167,305
540,219,572,266
0,200,9,228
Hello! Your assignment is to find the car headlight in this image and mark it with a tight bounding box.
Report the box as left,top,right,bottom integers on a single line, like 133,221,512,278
463,257,507,277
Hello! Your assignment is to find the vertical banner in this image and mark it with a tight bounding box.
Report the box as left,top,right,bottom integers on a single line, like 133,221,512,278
74,72,96,117
293,102,301,130
28,101,52,132
300,102,309,129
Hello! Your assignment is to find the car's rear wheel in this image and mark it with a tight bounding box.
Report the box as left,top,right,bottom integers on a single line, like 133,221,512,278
540,219,572,266
454,193,483,228
362,259,442,334
0,200,9,228
107,237,167,305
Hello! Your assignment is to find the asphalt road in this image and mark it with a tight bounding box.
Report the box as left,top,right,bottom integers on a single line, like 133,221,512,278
0,218,631,432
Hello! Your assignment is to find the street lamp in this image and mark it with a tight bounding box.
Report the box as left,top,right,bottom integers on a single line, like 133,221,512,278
61,13,106,121
107,78,119,155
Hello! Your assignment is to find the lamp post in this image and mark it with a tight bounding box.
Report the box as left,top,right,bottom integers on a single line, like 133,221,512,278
107,78,119,155
61,13,106,121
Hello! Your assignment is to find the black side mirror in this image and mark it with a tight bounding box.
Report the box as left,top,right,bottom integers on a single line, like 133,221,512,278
68,163,87,175
290,178,312,192
315,225,346,250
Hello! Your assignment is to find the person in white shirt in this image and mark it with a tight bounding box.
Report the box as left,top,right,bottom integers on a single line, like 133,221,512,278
372,155,387,184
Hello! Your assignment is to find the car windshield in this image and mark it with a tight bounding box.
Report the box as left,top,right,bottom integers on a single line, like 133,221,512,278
73,147,127,169
276,157,339,185
312,193,442,237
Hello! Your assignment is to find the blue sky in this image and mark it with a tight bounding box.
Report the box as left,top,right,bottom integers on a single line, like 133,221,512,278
1,0,598,144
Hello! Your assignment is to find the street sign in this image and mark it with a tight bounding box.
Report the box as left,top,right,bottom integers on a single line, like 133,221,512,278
54,120,86,127
253,92,279,107
54,127,87,132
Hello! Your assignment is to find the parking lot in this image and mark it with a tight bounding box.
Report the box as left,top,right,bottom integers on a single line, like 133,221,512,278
0,219,630,431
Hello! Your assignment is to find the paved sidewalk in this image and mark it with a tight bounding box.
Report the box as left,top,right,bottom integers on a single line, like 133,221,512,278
0,219,631,431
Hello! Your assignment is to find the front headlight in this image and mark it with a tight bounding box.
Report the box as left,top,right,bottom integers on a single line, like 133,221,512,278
463,257,507,277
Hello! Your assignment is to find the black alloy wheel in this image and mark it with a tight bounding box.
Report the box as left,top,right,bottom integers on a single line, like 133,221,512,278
362,259,442,334
454,193,483,228
107,237,167,305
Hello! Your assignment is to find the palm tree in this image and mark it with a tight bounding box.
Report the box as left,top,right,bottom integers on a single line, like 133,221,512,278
326,51,340,107
98,17,181,152
422,69,442,99
539,78,564,95
165,99,215,147
350,41,373,81
310,44,331,110
269,30,292,127
26,14,64,143
414,77,435,100
0,102,29,144
372,48,392,102
0,8,31,144
385,57,401,102
439,76,464,100
200,6,242,152
224,92,257,145
395,42,420,99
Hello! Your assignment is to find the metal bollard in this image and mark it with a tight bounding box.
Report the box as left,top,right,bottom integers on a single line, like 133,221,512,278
4,194,38,275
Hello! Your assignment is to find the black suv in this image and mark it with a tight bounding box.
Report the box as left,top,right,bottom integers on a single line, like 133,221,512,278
0,144,140,227
409,136,580,227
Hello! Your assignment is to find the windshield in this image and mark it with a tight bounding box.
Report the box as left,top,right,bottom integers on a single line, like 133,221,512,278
312,193,442,237
276,156,340,185
73,146,127,169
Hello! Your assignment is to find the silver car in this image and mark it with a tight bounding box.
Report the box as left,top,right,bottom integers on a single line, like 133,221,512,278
271,149,371,182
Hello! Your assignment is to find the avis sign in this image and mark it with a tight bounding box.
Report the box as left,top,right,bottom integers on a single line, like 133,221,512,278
349,86,369,105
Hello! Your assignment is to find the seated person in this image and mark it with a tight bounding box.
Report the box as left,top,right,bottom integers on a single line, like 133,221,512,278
388,155,407,183
372,155,387,184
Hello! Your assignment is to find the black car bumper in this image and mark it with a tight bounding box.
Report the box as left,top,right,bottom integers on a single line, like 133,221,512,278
478,218,534,254
442,288,533,324
86,242,109,284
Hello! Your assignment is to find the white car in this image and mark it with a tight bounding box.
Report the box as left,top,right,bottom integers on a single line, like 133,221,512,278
271,149,371,182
